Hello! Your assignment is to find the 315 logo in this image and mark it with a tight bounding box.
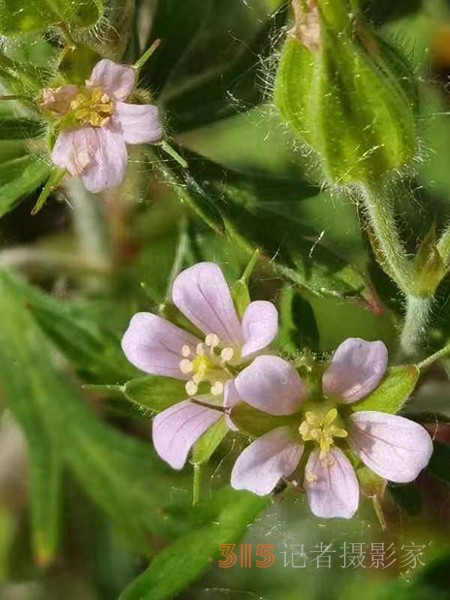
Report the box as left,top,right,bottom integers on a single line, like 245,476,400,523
218,544,276,568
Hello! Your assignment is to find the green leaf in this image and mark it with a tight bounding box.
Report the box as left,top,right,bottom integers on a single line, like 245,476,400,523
278,286,320,353
0,0,103,34
0,155,51,218
123,376,188,413
427,441,450,485
0,270,206,552
390,483,422,515
142,1,287,132
352,365,420,413
157,149,377,311
192,417,228,466
230,403,297,437
119,488,269,600
0,118,44,140
24,286,135,383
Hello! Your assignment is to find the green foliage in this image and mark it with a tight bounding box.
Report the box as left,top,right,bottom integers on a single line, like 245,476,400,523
119,488,269,600
0,0,103,34
155,149,377,311
0,156,50,218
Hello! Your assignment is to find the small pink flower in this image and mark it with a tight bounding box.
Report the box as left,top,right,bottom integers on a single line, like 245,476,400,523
230,338,433,519
121,261,278,469
43,60,163,193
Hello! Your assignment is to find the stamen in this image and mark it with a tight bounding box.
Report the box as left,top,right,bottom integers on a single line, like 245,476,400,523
196,343,205,355
305,471,318,484
185,381,198,395
210,381,224,396
205,333,220,348
221,347,234,362
192,373,204,384
181,345,191,358
179,359,193,374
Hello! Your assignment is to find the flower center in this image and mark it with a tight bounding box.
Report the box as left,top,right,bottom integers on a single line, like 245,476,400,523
179,333,235,396
69,87,114,127
299,408,348,458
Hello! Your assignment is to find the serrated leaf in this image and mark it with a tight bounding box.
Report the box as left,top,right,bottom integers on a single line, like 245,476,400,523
119,488,268,600
352,365,419,413
0,155,50,218
192,417,228,466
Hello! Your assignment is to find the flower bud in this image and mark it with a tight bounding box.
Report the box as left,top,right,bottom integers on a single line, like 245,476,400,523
274,0,418,184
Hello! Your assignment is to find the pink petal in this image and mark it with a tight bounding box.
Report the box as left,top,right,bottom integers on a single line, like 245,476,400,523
231,426,303,495
224,379,241,431
348,411,433,483
304,447,359,519
171,262,242,345
80,124,128,193
41,85,78,117
322,338,388,403
152,400,222,469
241,301,278,358
115,102,163,144
87,59,136,101
235,355,307,416
51,127,96,176
121,312,201,379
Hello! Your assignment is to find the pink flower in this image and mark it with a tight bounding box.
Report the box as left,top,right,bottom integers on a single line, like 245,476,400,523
42,60,163,193
121,262,278,469
230,338,433,519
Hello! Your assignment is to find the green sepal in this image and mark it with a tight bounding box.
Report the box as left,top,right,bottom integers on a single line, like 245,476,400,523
231,249,260,318
192,417,228,466
351,365,419,414
413,223,446,296
230,403,298,437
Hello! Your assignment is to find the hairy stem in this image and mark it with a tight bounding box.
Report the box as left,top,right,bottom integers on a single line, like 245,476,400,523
359,182,413,295
400,295,433,360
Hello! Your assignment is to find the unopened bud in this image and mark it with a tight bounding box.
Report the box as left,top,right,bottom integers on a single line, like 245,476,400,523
274,0,418,184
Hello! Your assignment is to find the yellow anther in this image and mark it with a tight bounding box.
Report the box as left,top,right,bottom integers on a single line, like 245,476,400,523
299,406,348,457
69,86,113,128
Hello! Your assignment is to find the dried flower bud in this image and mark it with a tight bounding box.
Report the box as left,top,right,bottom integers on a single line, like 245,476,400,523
274,0,418,184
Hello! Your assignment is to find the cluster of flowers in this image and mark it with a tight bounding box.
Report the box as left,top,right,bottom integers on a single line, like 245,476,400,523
121,262,433,519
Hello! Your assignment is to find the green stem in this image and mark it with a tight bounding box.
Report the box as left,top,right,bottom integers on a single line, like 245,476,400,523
359,181,413,295
417,341,450,371
400,295,433,360
134,39,161,70
193,464,201,506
